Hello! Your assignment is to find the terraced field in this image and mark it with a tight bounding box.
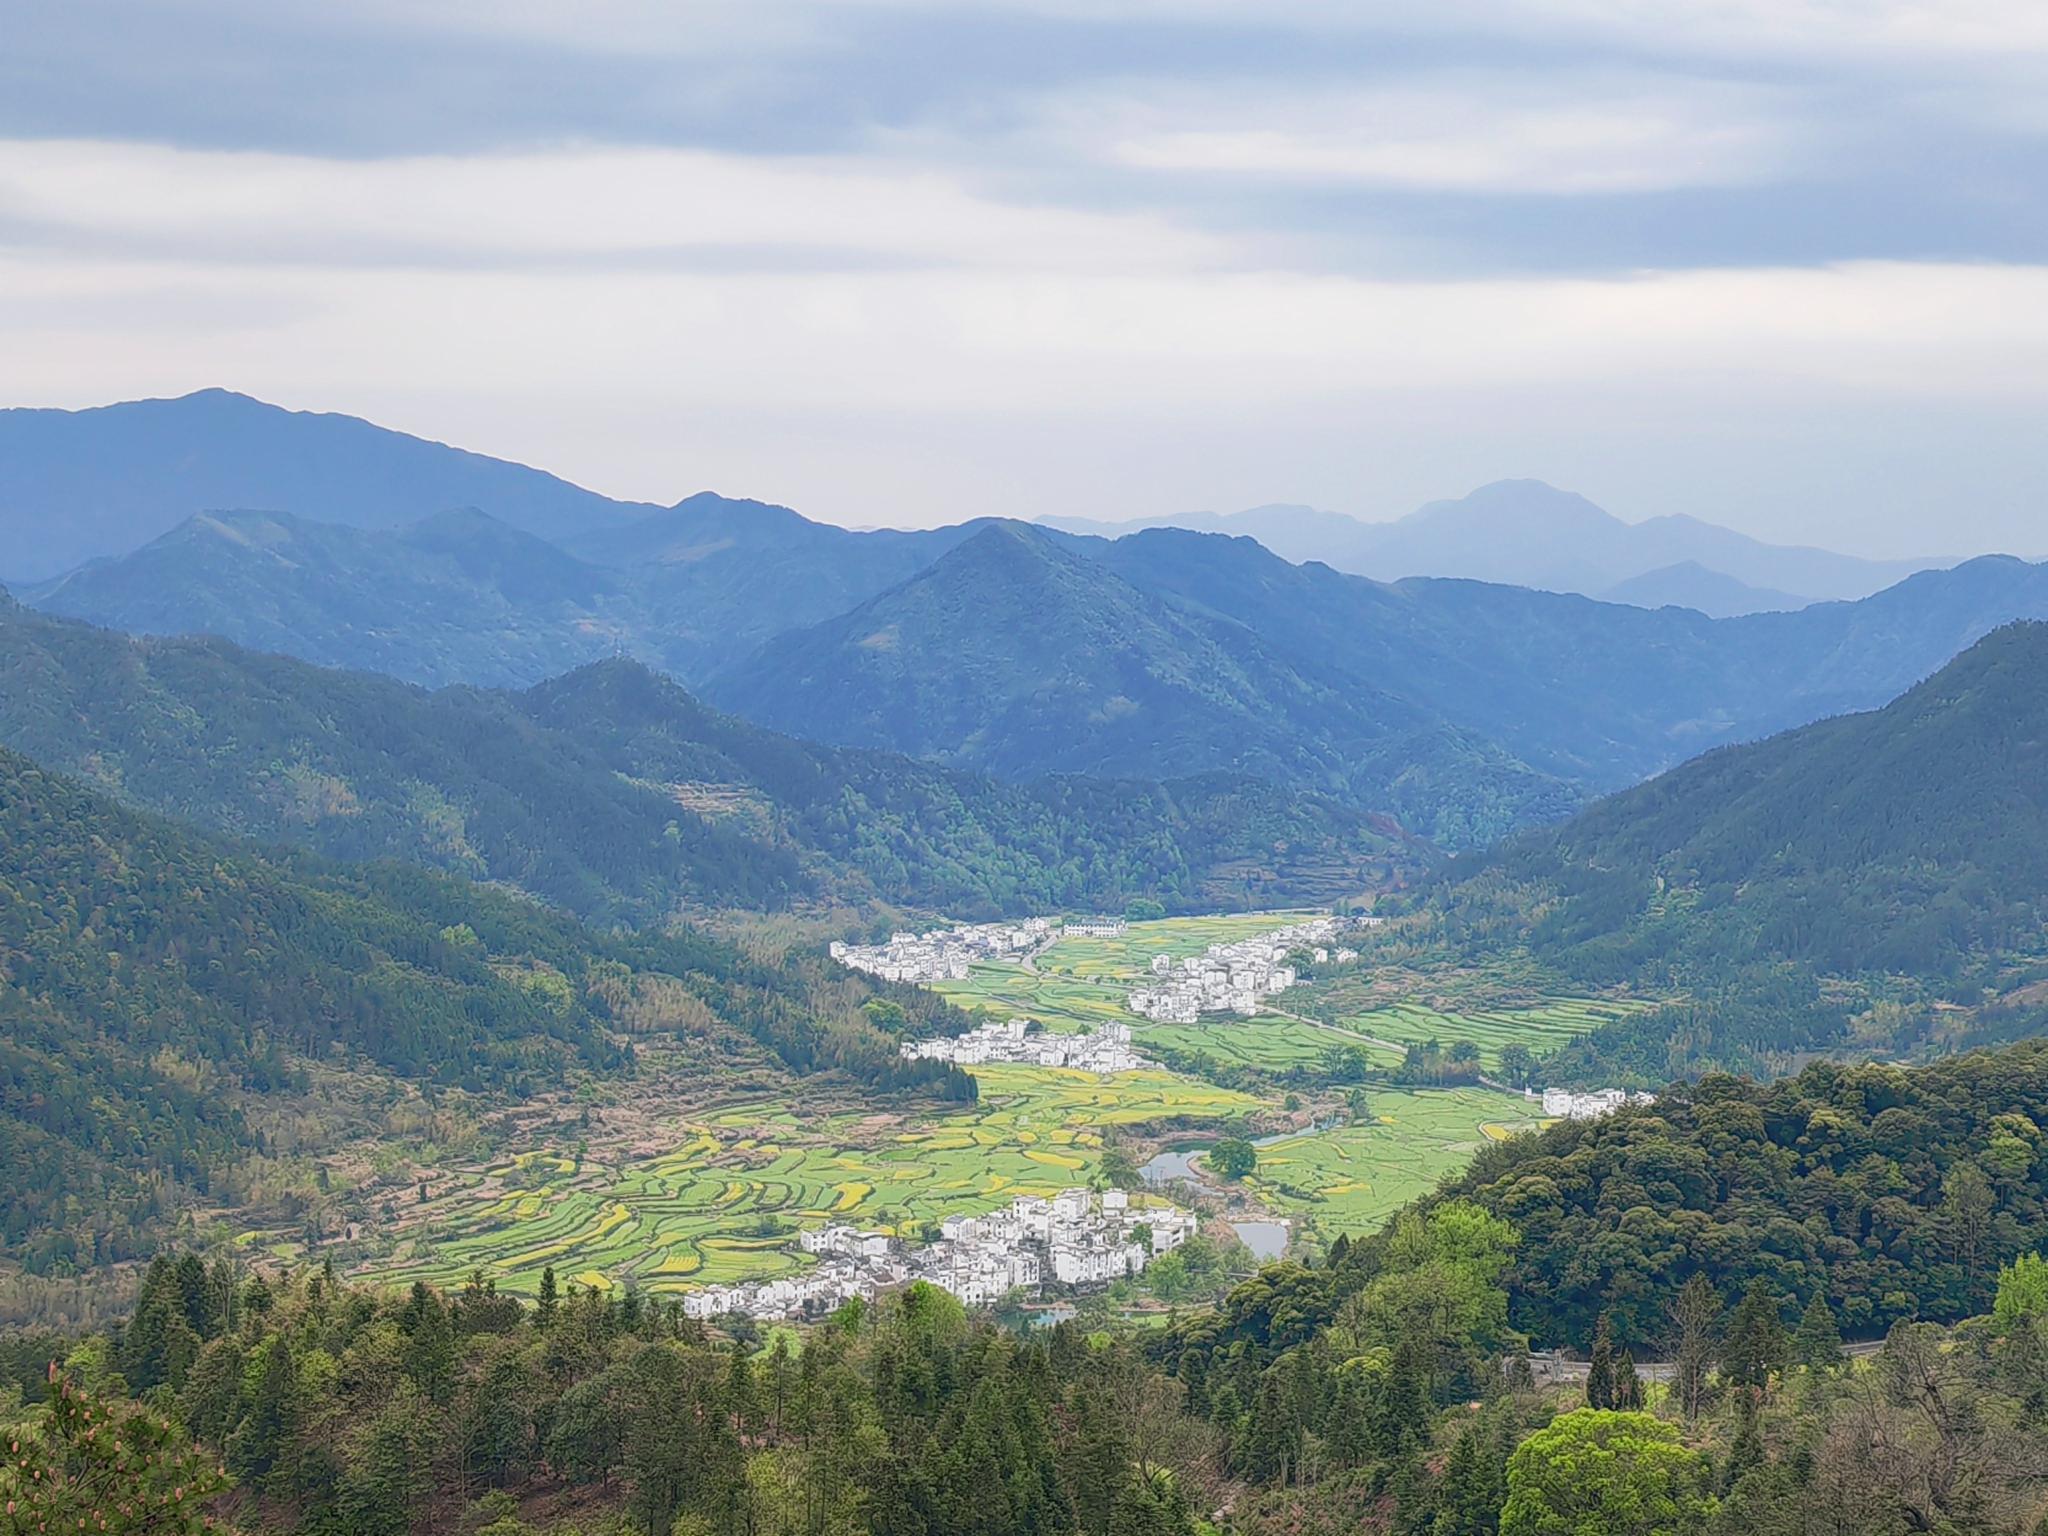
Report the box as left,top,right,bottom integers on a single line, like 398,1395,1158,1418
372,1067,1261,1297
1333,997,1653,1069
1245,1087,1545,1233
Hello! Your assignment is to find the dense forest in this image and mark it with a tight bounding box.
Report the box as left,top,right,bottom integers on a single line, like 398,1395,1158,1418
0,745,970,1277
0,596,1415,925
14,1043,2048,1535
1379,622,2048,1080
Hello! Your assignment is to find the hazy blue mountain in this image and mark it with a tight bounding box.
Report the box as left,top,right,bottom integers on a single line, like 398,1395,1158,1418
22,494,986,687
1597,560,1808,616
563,491,988,677
0,389,655,578
27,508,628,688
1046,479,1944,603
712,524,2048,832
705,521,1586,847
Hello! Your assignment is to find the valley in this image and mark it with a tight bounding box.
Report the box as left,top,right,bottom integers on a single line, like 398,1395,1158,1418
341,911,1596,1313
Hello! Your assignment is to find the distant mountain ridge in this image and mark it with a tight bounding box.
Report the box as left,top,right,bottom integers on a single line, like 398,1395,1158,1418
26,500,976,686
1044,479,1947,606
709,524,2048,843
704,521,1584,848
0,389,657,578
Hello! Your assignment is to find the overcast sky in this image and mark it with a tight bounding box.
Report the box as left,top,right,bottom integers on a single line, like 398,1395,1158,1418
3,0,2044,555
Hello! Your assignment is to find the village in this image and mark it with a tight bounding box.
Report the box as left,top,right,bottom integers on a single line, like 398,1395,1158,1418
828,916,1060,983
899,1016,1151,1074
1538,1086,1659,1120
679,1185,1199,1321
1126,915,1358,1023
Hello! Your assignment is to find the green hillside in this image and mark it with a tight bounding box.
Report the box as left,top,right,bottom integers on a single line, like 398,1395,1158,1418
0,745,972,1276
0,597,1414,923
1401,622,2048,1078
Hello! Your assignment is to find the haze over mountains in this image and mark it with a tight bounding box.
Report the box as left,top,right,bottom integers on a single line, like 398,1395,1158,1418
1045,479,1947,613
9,389,2046,852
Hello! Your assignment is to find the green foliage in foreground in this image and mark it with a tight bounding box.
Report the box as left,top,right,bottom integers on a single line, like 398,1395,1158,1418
1501,1410,1713,1536
28,1041,2048,1535
1435,1043,2048,1346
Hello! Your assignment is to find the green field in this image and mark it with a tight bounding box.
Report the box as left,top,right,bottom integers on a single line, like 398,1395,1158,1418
1332,997,1653,1069
367,911,1630,1296
371,1067,1261,1297
1245,1087,1544,1233
1046,911,1323,981
932,910,1386,1073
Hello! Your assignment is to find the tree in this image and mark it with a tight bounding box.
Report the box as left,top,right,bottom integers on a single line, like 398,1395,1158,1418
1209,1139,1257,1181
0,1365,229,1536
1612,1349,1643,1412
1669,1277,1721,1424
536,1265,559,1329
1585,1315,1616,1410
1791,1291,1842,1372
1497,1044,1536,1089
1721,1282,1786,1393
1501,1410,1715,1536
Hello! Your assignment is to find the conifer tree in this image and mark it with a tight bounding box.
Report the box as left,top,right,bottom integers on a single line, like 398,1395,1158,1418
1612,1349,1643,1412
1722,1281,1788,1392
1585,1314,1616,1410
1792,1290,1843,1372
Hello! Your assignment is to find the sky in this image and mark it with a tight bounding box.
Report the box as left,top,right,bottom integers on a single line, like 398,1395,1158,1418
2,0,2045,557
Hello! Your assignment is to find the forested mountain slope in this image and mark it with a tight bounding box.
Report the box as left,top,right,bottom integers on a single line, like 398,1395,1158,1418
0,745,971,1275
0,598,1411,921
1392,623,2048,1080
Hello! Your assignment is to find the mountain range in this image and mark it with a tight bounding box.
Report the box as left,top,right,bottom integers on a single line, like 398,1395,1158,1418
708,522,2048,836
0,593,1411,921
0,389,654,579
11,389,2048,853
1044,479,1947,611
21,505,2048,849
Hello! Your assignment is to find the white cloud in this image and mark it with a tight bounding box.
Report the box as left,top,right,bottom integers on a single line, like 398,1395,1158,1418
1065,72,1795,194
0,139,1220,273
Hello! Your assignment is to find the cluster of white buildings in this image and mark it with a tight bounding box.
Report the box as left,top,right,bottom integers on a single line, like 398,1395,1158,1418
679,1188,1201,1320
899,1016,1151,1075
1539,1087,1657,1121
1127,916,1345,1023
915,1187,1199,1305
680,1247,906,1322
829,918,1058,984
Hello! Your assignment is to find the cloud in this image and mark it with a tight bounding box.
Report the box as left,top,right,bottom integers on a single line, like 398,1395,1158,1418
0,139,1219,274
1056,71,1797,195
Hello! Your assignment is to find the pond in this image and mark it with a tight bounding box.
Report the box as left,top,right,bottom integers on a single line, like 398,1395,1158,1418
1140,1145,1205,1184
1230,1220,1289,1261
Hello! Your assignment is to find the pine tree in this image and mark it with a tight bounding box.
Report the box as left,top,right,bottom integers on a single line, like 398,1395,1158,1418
1585,1314,1616,1410
0,1364,228,1536
1722,1281,1788,1393
1612,1349,1643,1411
1792,1290,1842,1372
536,1265,559,1329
